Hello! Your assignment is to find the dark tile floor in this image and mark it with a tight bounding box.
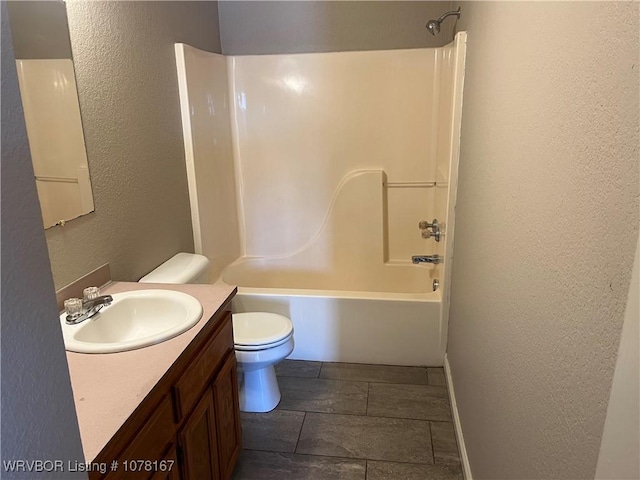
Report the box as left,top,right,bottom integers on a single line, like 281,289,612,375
232,360,463,480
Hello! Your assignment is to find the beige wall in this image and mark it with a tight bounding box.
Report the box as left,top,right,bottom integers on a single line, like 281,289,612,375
46,1,221,289
1,4,86,476
447,2,639,479
219,1,456,55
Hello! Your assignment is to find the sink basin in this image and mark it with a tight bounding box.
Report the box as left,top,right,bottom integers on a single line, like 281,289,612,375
60,290,203,354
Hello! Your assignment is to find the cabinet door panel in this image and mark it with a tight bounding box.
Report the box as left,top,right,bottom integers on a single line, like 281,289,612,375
212,354,242,480
179,390,219,480
107,396,175,480
149,446,180,480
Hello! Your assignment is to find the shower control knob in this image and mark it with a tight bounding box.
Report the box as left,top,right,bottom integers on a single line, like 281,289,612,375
419,219,442,242
423,229,442,241
418,219,439,230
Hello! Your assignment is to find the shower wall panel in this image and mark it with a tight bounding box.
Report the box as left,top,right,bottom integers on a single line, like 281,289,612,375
175,44,241,281
433,40,456,284
437,33,466,350
229,48,453,273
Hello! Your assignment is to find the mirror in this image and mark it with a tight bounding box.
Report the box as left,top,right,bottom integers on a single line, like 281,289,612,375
7,1,95,229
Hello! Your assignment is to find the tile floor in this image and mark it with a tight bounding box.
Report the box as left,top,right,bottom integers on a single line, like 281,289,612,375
232,360,463,480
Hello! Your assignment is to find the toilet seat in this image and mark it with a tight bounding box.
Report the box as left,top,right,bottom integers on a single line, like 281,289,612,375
234,332,294,351
233,312,293,349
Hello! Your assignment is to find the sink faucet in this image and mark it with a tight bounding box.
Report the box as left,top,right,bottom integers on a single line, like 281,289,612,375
65,295,113,325
412,254,442,265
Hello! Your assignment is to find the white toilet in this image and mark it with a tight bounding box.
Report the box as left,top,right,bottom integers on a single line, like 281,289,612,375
139,252,294,413
233,312,294,412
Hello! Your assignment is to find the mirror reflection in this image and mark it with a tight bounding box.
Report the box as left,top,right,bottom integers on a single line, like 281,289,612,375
8,1,94,229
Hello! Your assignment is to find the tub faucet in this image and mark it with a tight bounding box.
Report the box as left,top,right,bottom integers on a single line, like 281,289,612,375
65,295,113,325
412,254,442,265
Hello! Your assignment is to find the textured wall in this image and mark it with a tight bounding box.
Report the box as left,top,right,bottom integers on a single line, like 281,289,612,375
1,3,86,477
447,2,639,479
219,1,455,55
46,1,221,288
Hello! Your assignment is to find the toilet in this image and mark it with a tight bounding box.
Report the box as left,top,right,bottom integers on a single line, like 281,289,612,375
232,312,294,412
139,252,294,413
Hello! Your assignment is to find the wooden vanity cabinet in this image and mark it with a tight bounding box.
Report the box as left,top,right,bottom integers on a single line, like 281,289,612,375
95,307,241,480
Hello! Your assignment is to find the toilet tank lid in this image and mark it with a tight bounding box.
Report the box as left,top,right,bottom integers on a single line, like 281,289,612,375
139,253,210,284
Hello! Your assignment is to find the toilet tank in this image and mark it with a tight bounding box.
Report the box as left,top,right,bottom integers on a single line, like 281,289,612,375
139,253,210,284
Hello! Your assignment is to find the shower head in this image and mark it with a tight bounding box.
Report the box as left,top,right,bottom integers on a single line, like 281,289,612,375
426,20,440,36
426,7,461,36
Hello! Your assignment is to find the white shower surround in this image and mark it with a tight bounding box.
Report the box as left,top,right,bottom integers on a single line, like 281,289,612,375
175,34,466,365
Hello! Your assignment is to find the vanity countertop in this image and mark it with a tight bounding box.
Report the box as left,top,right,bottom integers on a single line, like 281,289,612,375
65,281,236,463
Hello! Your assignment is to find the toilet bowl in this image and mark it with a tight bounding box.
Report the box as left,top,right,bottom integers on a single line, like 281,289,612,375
139,252,295,413
233,312,294,413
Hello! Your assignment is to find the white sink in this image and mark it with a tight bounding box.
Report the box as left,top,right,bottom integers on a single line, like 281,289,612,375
60,290,203,354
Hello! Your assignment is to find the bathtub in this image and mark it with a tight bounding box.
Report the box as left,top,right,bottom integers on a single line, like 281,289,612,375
218,259,444,366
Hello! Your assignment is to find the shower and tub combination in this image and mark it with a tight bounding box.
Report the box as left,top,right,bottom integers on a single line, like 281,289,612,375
174,22,467,366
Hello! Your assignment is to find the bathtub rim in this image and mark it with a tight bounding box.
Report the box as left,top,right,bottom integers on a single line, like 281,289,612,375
214,279,441,302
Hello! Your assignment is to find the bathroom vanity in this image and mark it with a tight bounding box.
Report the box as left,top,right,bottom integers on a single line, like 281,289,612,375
65,282,240,480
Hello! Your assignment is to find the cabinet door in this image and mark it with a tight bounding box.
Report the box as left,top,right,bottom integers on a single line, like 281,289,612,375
149,446,180,480
104,396,176,480
179,390,220,480
212,354,242,480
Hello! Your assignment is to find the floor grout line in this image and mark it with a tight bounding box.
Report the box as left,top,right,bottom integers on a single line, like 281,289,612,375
279,375,370,385
293,411,306,453
365,382,370,416
366,379,439,387
279,374,437,388
323,379,431,386
315,361,442,369
274,407,453,423
429,420,436,465
241,446,438,466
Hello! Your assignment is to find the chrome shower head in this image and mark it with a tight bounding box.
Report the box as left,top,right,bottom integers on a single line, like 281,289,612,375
426,20,441,36
426,7,461,36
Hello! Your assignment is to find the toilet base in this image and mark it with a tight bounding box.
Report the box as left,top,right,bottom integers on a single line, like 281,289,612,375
238,365,281,413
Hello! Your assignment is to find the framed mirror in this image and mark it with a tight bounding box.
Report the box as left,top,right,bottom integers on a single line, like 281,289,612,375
7,1,95,229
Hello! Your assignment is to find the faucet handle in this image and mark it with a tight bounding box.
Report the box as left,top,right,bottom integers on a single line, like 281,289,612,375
83,286,101,300
64,298,83,318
